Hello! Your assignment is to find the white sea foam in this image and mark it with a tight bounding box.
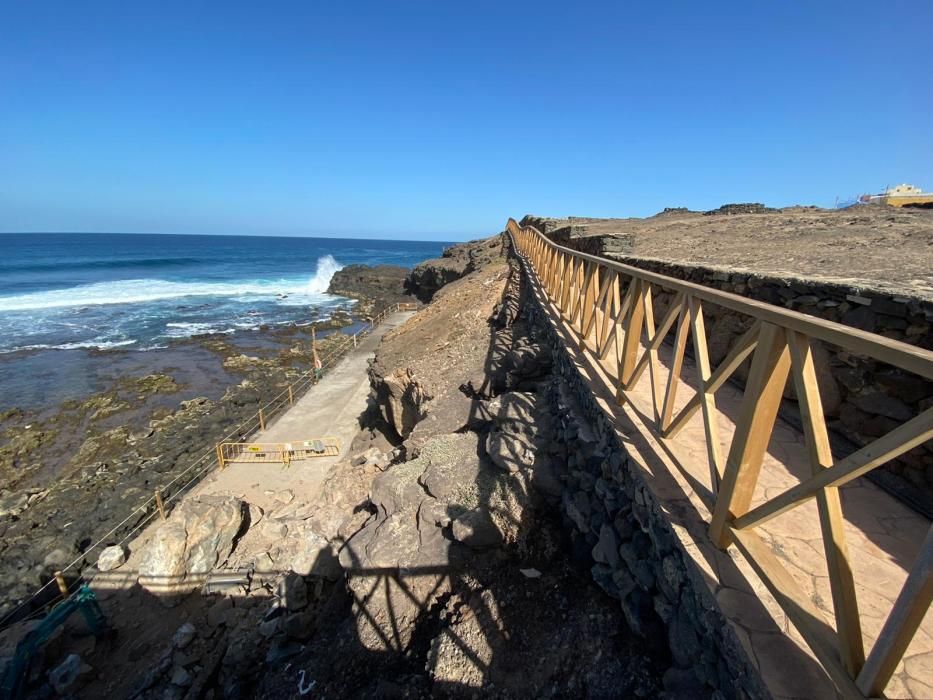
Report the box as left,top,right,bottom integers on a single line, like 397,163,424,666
56,339,138,350
0,256,346,312
306,255,343,294
163,322,218,338
0,339,138,353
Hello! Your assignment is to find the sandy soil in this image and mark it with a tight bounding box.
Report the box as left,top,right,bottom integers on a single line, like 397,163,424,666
528,205,933,299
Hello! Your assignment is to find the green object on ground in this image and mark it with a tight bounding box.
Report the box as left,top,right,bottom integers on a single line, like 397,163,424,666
0,585,107,699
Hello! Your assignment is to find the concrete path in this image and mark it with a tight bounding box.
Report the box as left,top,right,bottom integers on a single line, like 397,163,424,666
190,312,413,513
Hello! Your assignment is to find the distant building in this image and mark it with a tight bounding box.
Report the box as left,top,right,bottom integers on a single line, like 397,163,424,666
858,183,932,208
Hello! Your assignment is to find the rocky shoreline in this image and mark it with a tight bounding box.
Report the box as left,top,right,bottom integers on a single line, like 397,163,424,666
1,233,653,698
0,237,497,627
326,264,410,315
0,319,360,623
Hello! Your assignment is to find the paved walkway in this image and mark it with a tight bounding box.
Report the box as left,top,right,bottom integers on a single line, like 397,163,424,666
190,312,413,513
527,276,932,699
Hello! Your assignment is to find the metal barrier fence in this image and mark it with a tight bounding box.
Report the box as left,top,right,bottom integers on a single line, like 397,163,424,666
217,438,340,468
0,302,412,632
507,218,932,698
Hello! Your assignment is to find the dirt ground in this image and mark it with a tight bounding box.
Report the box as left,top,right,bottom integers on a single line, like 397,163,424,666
528,205,933,300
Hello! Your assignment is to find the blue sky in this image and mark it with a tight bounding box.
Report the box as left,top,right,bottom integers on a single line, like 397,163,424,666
1,1,929,241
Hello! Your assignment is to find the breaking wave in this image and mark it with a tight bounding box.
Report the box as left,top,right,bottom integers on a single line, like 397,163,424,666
0,256,345,312
305,255,343,294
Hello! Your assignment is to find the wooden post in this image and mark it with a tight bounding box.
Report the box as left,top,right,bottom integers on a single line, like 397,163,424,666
258,408,265,431
689,297,725,490
660,299,689,432
709,323,791,548
288,385,294,405
788,331,864,673
620,279,645,388
155,488,166,520
579,264,598,351
216,443,225,470
53,571,68,597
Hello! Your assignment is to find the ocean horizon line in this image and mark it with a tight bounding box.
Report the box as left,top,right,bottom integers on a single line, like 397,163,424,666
0,230,463,244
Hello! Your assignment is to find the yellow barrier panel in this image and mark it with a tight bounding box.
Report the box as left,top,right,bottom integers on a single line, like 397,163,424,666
217,438,340,468
0,303,411,633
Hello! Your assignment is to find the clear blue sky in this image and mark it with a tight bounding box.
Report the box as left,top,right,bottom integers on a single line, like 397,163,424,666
1,1,929,241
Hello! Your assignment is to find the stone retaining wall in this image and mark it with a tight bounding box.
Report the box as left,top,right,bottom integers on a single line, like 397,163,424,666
548,225,634,260
537,232,933,516
521,265,769,698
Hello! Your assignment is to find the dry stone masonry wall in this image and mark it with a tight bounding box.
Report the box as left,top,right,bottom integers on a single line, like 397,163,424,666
537,230,933,516
513,252,769,699
548,225,634,261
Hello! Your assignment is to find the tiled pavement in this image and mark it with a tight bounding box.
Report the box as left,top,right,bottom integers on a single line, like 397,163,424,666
532,280,932,699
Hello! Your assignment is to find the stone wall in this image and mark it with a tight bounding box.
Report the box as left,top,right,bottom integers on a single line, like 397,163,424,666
521,272,769,699
548,225,634,261
536,232,933,516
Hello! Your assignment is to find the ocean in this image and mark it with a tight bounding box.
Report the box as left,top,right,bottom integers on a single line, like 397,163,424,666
0,232,448,409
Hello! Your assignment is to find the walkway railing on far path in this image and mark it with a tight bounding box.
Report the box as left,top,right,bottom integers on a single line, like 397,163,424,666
506,218,932,698
0,302,411,632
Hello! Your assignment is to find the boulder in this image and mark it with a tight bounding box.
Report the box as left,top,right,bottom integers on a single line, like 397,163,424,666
404,394,494,452
171,665,192,687
450,510,503,549
486,428,535,472
172,622,197,650
306,503,350,541
370,459,430,517
276,572,308,611
206,596,234,627
318,459,382,512
43,548,71,570
373,368,429,439
137,495,246,597
284,610,315,641
592,524,620,568
338,509,454,651
418,433,484,501
287,531,341,580
261,519,288,539
96,545,126,572
353,447,388,468
49,654,92,695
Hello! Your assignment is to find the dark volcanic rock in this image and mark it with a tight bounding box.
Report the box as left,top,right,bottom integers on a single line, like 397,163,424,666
404,235,504,302
703,202,777,215
326,264,410,310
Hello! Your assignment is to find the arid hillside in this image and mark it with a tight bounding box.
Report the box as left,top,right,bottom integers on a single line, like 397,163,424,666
524,204,933,299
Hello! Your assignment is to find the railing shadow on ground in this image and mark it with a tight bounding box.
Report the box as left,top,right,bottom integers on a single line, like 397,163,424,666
0,561,333,698
622,337,927,574
509,218,933,698
248,242,673,696
0,266,659,697
516,253,840,696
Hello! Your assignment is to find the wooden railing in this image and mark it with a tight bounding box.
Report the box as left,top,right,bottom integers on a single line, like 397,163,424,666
506,218,932,698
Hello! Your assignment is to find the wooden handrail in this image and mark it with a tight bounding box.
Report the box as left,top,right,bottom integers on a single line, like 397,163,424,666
506,217,932,698
510,219,933,380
